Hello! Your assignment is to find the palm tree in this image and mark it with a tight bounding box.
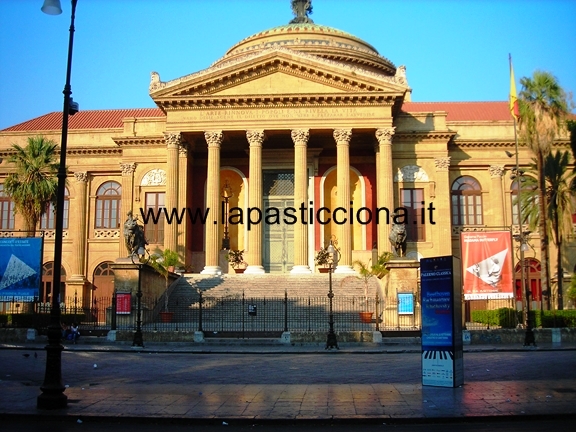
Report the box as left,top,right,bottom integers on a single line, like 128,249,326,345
518,71,570,310
4,136,59,236
518,151,576,310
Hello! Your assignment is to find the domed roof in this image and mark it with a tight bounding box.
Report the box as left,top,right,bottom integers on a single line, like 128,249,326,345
217,23,396,76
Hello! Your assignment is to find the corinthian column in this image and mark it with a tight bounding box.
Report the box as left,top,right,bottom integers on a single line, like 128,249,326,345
164,132,181,253
245,130,266,274
70,171,88,278
177,141,190,263
375,127,395,254
291,129,311,274
333,129,355,273
119,162,136,257
489,165,505,226
201,131,223,275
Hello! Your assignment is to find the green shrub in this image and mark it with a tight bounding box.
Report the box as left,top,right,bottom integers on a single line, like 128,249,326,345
471,308,518,328
517,310,576,328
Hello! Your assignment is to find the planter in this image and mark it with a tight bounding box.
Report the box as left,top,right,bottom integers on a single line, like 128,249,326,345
359,311,374,323
159,311,174,323
318,267,330,273
234,268,246,274
167,265,175,273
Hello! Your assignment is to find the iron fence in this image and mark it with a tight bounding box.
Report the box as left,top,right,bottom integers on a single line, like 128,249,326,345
0,292,421,334
2,293,573,335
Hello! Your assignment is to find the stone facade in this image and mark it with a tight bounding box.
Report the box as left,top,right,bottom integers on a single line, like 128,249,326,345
0,12,574,313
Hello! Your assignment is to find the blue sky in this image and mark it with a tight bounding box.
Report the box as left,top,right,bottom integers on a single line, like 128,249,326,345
0,0,575,130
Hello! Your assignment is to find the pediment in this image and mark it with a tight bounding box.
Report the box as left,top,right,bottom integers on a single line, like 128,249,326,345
149,47,409,102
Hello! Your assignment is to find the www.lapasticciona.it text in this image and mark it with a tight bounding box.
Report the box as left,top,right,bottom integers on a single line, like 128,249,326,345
139,201,436,230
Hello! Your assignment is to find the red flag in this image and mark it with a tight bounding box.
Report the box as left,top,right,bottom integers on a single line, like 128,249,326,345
509,54,520,121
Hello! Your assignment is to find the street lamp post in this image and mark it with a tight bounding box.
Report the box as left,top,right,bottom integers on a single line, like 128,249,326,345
37,0,79,410
131,247,150,347
326,241,339,350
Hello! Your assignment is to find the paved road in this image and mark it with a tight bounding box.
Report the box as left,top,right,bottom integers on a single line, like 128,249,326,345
1,347,575,421
2,349,576,386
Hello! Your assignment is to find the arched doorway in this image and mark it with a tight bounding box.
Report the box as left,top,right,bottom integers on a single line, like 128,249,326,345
41,262,66,306
93,262,115,300
515,258,542,311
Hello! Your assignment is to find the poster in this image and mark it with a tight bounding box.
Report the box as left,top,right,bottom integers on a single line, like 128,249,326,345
460,231,513,300
420,256,463,388
116,292,132,314
0,237,42,301
397,293,414,315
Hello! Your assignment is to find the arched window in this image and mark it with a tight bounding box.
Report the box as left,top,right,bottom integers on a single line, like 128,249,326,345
95,181,121,229
41,187,69,230
0,184,15,230
451,176,483,226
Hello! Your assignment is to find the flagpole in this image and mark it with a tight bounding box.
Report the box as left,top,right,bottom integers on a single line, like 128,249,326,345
510,54,535,346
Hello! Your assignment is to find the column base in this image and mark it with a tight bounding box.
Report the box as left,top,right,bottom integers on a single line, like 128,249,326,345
334,265,356,274
200,266,222,275
290,265,312,274
244,265,266,274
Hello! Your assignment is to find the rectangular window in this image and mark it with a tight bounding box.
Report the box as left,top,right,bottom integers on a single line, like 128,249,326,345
400,188,425,242
41,201,69,230
144,192,165,244
0,199,15,230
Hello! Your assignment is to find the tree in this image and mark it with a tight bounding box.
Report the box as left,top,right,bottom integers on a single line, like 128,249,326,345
518,151,576,310
518,71,571,310
4,136,59,236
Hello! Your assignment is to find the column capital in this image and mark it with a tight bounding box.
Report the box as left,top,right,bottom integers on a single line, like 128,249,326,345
164,132,182,149
434,156,451,171
333,129,352,145
120,162,136,176
204,130,223,147
489,165,505,178
178,141,189,157
291,129,310,146
246,130,266,147
74,171,88,182
375,127,396,145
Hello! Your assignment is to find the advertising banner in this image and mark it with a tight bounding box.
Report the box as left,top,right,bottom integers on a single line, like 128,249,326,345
460,231,513,300
421,256,463,388
0,237,43,301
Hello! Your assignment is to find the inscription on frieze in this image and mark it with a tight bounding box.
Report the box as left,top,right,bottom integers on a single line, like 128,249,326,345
178,107,378,123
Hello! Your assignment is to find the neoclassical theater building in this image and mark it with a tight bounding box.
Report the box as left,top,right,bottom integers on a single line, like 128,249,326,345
1,3,574,309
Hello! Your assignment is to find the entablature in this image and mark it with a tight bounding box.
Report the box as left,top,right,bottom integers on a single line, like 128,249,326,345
112,136,166,147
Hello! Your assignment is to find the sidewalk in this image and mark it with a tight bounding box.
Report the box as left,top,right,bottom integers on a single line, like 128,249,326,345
1,339,576,423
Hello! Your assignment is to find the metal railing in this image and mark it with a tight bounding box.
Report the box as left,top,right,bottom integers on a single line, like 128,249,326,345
3,294,573,335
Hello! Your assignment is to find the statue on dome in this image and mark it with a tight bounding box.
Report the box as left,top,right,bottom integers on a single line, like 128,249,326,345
290,0,314,24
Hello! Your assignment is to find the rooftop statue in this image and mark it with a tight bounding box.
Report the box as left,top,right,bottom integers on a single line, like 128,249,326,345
290,0,314,24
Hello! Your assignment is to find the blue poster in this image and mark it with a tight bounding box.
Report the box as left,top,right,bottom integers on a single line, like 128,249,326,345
421,256,454,347
397,293,414,315
0,237,42,301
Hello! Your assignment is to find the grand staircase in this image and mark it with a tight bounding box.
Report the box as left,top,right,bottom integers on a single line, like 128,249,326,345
178,273,372,297
161,273,383,329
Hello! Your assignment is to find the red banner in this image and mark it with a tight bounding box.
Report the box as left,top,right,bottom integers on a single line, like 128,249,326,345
460,231,513,299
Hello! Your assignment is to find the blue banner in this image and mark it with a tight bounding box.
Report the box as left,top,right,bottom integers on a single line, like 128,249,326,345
0,238,42,301
420,256,454,348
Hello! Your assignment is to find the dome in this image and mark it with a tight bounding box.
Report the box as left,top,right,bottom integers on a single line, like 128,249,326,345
216,23,396,76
